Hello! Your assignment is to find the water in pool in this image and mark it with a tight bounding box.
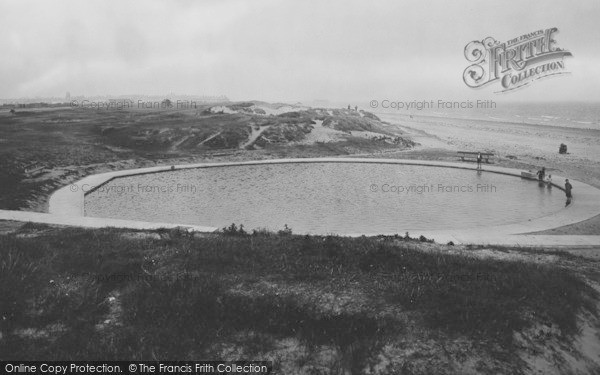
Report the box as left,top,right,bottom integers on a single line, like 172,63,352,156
84,163,564,234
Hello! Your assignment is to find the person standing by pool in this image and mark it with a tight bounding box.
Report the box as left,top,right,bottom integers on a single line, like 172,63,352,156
545,174,552,188
537,167,546,181
476,153,482,170
565,179,573,206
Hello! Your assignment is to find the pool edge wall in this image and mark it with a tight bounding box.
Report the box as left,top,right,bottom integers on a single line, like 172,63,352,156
46,158,600,238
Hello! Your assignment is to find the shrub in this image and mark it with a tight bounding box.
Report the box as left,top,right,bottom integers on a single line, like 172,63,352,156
277,224,293,236
222,223,247,236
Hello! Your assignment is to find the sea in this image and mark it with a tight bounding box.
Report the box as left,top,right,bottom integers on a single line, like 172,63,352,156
366,101,600,130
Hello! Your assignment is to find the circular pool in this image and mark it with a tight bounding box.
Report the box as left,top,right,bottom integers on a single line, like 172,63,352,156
83,162,564,235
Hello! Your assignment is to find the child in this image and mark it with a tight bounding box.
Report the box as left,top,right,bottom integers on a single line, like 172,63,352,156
537,167,546,181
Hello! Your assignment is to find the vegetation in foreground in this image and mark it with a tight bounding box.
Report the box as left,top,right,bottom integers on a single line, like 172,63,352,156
1,223,598,374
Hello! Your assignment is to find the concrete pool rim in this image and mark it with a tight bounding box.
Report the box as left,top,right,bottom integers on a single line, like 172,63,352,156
46,157,600,239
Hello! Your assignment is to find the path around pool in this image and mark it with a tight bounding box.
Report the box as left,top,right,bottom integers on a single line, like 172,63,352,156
1,158,599,246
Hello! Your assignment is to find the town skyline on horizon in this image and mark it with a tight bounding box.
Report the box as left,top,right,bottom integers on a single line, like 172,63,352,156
2,0,599,103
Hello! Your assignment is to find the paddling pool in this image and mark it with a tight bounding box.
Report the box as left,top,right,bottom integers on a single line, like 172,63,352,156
83,162,564,235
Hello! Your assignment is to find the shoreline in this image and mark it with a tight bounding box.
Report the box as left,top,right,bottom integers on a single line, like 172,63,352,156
377,111,600,132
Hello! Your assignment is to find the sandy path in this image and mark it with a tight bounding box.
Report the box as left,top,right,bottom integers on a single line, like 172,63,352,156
170,135,192,151
197,131,222,146
296,120,345,144
241,125,271,149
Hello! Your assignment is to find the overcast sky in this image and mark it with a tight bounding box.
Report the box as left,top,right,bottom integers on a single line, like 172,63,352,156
1,0,599,103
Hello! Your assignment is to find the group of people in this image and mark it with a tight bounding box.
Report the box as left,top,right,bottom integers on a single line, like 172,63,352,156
472,155,574,206
537,167,573,206
536,167,552,185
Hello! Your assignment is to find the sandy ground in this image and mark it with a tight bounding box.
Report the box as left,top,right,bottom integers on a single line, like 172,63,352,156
377,112,600,236
254,104,304,116
297,119,346,144
379,113,600,186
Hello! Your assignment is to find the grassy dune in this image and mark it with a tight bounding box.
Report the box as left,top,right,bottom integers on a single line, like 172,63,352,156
0,103,412,210
1,224,597,373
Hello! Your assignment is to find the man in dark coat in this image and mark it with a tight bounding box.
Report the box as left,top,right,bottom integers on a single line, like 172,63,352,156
565,179,573,206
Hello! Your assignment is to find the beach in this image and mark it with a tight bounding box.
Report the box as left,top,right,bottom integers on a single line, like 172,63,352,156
376,111,600,235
